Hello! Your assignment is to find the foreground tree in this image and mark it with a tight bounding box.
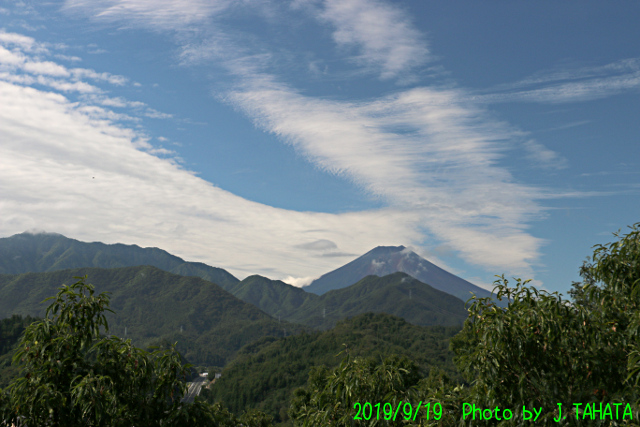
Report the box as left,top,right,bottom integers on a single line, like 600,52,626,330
2,276,239,426
451,224,640,426
289,351,470,427
290,352,424,426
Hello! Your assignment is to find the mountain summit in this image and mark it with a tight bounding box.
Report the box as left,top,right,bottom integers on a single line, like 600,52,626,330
304,245,495,303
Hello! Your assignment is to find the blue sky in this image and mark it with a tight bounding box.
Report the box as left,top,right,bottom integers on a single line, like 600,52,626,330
1,0,638,295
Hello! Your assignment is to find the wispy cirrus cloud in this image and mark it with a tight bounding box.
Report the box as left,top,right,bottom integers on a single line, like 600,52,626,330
227,71,545,275
0,25,423,282
70,0,430,82
63,0,234,30
0,30,174,124
317,0,430,80
479,58,640,104
0,31,130,93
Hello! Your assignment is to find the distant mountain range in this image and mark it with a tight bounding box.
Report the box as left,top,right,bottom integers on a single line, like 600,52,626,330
0,232,494,308
0,231,497,308
0,266,302,367
226,275,314,319
0,231,238,288
0,231,483,341
0,231,480,422
305,245,496,304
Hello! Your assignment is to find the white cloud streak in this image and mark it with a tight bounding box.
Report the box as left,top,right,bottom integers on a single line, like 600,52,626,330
318,0,430,80
64,0,233,30
0,31,130,93
227,73,545,275
0,31,41,51
480,58,640,104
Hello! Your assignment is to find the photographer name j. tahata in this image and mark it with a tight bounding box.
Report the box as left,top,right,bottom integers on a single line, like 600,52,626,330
463,402,635,422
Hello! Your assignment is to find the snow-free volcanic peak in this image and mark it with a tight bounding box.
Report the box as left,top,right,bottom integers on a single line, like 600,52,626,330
304,245,496,303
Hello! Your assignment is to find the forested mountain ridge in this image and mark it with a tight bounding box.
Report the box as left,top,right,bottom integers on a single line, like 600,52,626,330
205,312,462,424
289,272,468,329
3,224,640,427
0,266,305,367
0,231,238,289
227,275,318,319
224,272,468,330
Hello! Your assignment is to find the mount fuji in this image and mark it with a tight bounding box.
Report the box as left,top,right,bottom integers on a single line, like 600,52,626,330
304,246,497,304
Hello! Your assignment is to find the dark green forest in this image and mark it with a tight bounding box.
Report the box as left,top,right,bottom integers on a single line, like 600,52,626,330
203,313,461,423
226,275,317,320
0,315,36,388
0,266,305,367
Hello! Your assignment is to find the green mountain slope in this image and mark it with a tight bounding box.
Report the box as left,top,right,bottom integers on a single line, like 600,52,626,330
227,275,318,319
0,314,36,388
205,312,462,424
289,272,468,330
0,266,303,367
0,231,238,289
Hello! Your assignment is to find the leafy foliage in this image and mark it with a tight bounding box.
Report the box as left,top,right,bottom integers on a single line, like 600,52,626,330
449,224,640,426
206,312,461,424
2,275,234,426
587,225,640,395
289,354,422,426
288,353,471,427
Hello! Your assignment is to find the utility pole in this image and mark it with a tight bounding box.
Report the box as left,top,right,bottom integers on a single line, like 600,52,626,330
124,326,127,336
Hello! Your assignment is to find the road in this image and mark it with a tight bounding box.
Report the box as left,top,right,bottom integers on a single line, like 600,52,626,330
182,374,208,403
